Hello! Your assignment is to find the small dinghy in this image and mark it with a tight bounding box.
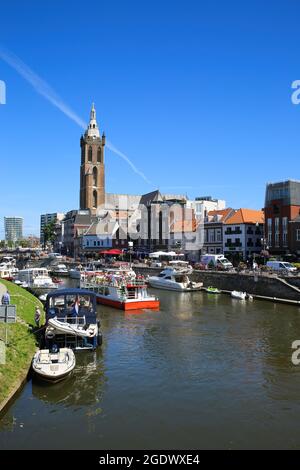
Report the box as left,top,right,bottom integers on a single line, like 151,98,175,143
47,317,98,338
231,290,247,300
206,286,221,294
32,347,75,383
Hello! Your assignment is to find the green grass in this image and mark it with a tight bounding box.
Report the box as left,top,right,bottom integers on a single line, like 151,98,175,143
0,280,44,406
0,279,44,324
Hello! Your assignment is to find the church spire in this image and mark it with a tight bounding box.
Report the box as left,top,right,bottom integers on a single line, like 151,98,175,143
85,102,100,138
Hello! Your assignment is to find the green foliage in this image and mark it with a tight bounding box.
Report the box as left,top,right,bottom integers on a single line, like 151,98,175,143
0,280,44,406
43,220,56,247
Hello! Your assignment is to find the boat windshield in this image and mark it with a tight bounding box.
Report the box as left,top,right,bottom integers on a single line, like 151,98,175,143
48,294,94,319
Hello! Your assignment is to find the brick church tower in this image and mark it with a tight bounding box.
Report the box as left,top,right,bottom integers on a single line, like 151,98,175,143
80,103,106,214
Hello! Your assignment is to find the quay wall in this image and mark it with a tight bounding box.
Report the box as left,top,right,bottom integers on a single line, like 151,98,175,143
133,267,300,302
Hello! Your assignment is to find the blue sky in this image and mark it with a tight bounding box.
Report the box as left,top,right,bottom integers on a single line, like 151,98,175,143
1,0,300,236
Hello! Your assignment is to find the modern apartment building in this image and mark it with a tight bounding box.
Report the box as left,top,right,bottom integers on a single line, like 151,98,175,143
4,217,23,242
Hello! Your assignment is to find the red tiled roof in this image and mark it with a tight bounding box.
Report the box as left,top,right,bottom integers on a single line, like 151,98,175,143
224,208,264,225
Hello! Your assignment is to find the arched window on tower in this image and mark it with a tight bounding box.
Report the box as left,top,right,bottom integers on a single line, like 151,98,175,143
93,190,97,208
97,147,102,163
93,167,97,187
88,146,92,162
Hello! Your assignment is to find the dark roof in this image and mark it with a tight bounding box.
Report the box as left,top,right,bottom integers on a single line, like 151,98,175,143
45,288,97,298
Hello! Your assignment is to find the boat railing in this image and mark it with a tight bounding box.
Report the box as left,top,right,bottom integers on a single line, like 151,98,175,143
58,315,86,325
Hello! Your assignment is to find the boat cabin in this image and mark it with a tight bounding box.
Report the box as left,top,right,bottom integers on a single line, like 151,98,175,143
46,288,97,324
44,288,100,350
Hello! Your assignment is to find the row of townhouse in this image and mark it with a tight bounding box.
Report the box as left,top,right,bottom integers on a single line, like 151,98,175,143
202,208,264,261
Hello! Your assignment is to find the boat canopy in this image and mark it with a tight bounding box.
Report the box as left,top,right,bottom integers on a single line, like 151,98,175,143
45,288,97,324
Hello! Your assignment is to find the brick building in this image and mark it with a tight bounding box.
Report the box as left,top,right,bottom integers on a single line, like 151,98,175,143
264,180,300,255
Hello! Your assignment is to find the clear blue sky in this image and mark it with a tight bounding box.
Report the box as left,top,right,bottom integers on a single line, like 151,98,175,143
1,0,300,237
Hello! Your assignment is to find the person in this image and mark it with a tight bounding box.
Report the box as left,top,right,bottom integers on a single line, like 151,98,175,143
1,290,10,305
34,306,41,328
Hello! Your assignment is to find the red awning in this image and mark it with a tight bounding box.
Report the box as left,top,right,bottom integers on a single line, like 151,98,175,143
100,249,123,255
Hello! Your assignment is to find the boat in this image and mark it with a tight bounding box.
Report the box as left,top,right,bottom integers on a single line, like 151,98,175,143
52,277,64,284
50,264,69,277
148,267,203,292
0,263,19,281
44,288,102,350
206,286,221,294
16,268,58,295
80,271,159,310
69,267,84,279
32,347,75,383
231,290,247,300
47,317,98,338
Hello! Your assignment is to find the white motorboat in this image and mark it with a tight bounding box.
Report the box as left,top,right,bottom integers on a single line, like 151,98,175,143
50,264,69,276
16,268,58,295
231,290,247,300
148,267,203,292
46,317,98,338
0,263,18,281
32,347,76,383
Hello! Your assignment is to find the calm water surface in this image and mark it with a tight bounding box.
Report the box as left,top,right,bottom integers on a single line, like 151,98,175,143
1,288,300,449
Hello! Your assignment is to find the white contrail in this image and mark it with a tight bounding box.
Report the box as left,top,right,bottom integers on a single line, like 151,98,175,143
106,139,152,184
0,46,152,185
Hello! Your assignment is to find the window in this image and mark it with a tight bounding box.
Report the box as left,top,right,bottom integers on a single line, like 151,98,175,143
275,217,279,233
97,147,102,163
88,146,92,162
275,232,279,247
208,229,215,242
93,190,97,208
93,167,97,186
297,229,300,242
282,217,288,231
268,232,272,246
216,229,222,242
94,241,96,247
204,230,208,243
283,232,288,246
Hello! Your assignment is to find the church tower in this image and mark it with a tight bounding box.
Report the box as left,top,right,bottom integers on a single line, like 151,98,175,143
80,103,106,214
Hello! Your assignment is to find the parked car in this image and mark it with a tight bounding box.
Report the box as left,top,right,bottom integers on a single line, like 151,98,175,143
200,254,233,270
266,261,297,273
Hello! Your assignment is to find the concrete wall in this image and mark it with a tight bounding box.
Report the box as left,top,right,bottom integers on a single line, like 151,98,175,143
134,267,300,301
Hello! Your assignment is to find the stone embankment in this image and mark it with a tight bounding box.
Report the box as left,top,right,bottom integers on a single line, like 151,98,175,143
133,266,300,303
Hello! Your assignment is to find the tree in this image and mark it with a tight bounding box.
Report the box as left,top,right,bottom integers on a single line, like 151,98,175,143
43,220,56,248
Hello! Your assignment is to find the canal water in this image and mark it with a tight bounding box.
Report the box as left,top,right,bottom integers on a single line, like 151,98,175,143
1,288,300,449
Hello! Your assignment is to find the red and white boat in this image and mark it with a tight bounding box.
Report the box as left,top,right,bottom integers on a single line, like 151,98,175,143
80,271,160,310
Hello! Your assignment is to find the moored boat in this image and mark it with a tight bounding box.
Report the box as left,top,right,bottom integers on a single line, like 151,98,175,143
206,286,221,294
231,290,247,300
80,271,159,310
148,267,203,292
32,347,75,383
16,268,57,295
50,264,69,277
44,288,102,350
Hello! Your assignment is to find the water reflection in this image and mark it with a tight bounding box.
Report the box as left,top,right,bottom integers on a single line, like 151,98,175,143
32,350,106,407
2,288,300,449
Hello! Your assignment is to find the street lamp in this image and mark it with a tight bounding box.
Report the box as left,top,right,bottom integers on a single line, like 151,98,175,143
128,241,133,268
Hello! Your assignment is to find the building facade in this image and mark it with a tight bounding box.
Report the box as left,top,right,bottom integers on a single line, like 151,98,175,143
40,212,65,245
202,209,234,255
264,180,300,256
187,196,226,220
4,217,23,242
223,209,264,261
80,104,106,214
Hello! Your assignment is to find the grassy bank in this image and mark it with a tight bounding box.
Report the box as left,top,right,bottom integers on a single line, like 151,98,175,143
0,280,44,407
